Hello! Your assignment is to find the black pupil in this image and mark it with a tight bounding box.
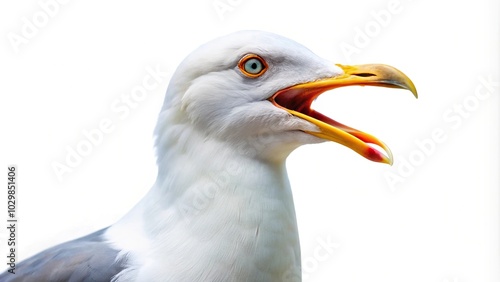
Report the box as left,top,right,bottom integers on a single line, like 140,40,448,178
250,62,258,70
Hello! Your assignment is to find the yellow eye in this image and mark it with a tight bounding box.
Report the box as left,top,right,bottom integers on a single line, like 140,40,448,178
238,54,268,78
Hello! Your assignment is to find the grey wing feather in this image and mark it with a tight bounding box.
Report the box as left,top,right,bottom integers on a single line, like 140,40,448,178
0,228,125,282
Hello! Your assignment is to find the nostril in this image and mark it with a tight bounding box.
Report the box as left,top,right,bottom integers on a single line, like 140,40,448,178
353,73,376,77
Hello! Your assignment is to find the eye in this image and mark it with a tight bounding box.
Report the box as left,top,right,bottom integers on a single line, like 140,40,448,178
238,54,268,78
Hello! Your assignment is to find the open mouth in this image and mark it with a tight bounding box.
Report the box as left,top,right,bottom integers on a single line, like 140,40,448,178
269,64,418,165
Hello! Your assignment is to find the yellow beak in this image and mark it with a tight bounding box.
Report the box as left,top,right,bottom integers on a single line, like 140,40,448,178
269,64,418,165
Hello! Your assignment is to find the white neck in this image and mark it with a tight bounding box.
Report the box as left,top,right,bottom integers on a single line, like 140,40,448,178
106,110,302,281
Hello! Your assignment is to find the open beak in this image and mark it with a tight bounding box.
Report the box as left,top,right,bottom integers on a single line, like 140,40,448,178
269,64,418,165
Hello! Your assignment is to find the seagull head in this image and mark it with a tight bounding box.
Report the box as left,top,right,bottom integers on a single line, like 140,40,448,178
157,31,417,164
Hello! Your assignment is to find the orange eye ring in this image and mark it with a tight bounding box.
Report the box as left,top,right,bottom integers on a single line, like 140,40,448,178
238,54,268,78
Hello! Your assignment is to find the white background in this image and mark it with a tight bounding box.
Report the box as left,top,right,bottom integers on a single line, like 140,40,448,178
1,0,499,281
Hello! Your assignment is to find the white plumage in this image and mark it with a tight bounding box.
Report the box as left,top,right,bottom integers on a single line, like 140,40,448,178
106,31,334,281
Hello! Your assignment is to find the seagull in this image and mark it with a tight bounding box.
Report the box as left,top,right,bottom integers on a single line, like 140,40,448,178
2,31,417,282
